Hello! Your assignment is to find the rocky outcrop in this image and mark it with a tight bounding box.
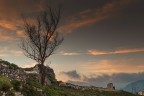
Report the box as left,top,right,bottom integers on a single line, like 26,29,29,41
41,65,57,84
0,59,27,82
0,59,57,85
25,64,57,85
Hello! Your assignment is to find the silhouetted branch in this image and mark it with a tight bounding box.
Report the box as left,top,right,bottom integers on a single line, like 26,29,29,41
20,6,63,85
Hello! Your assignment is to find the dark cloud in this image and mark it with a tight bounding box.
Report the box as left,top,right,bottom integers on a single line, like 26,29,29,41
85,73,144,89
0,0,70,21
0,0,63,42
0,0,41,21
60,70,81,79
61,71,144,89
58,0,139,33
0,0,44,42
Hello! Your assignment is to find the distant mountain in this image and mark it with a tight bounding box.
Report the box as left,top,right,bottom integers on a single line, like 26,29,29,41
123,80,144,94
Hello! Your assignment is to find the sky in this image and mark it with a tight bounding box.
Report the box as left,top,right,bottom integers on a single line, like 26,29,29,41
0,0,144,89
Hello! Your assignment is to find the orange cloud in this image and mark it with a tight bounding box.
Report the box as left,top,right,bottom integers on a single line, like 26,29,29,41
88,48,144,55
0,54,8,57
0,0,137,42
59,51,80,56
113,49,144,54
0,20,26,42
81,59,144,74
0,20,17,30
16,30,25,37
0,0,45,42
88,50,108,55
0,29,16,42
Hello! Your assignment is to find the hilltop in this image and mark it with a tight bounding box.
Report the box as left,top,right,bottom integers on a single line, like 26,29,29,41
123,80,144,94
0,59,136,96
0,59,57,85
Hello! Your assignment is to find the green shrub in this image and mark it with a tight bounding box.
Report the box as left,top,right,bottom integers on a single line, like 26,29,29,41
26,74,42,88
11,80,21,91
21,84,42,96
0,76,12,92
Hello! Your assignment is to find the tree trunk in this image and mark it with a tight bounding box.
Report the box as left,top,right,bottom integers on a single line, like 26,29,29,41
40,64,45,86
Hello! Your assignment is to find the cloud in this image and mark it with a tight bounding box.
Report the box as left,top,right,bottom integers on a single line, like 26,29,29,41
61,70,144,88
0,20,17,31
9,50,23,55
0,0,42,19
0,28,16,42
57,48,144,56
88,50,108,55
0,46,23,57
0,0,48,42
57,56,144,88
0,54,8,57
21,62,36,68
82,72,144,88
88,48,144,55
0,0,137,41
60,70,81,79
0,35,15,42
81,58,144,74
16,30,25,37
58,51,80,56
58,0,137,33
58,4,110,33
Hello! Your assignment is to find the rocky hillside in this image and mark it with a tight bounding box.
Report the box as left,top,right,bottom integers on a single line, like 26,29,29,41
0,59,57,85
0,59,27,81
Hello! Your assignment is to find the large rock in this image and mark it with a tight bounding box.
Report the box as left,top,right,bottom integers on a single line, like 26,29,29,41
24,64,57,85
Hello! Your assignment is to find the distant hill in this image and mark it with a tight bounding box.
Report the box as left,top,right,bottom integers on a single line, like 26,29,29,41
123,80,144,94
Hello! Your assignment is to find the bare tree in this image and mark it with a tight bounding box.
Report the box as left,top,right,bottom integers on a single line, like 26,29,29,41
20,6,63,85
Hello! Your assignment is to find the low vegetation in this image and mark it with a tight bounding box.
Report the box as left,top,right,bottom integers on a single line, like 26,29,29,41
0,75,136,96
0,76,12,92
43,85,137,96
